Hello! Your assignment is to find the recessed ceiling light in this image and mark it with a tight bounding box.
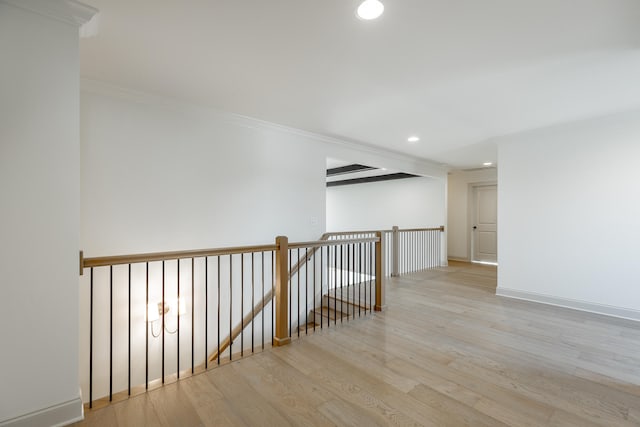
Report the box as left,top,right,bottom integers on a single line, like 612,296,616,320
483,162,493,166
357,0,384,20
407,136,420,143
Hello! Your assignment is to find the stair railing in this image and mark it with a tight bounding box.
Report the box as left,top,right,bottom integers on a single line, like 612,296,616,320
291,225,445,280
79,233,384,410
78,225,444,410
389,225,445,277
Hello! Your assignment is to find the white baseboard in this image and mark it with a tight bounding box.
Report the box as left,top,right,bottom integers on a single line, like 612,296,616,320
0,395,83,427
496,287,640,322
448,257,470,263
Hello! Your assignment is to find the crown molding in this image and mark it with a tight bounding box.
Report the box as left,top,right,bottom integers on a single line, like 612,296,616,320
2,0,98,27
80,80,447,177
223,113,447,177
80,78,447,177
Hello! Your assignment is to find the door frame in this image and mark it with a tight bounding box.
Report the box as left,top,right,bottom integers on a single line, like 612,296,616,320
467,181,497,263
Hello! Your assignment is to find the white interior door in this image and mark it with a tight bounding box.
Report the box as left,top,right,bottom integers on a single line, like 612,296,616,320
472,185,497,263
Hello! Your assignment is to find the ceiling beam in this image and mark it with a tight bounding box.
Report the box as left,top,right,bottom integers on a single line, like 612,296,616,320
326,173,418,187
326,164,377,177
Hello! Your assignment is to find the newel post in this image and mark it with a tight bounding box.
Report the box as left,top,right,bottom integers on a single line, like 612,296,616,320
391,226,399,277
439,225,445,267
274,236,291,346
375,231,387,311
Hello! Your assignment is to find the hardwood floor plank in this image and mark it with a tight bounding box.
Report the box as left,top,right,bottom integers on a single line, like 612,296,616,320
384,357,555,426
147,381,203,427
547,408,610,427
317,399,388,427
113,394,163,427
573,367,640,398
408,384,511,427
181,371,247,427
75,405,119,427
207,364,292,426
229,354,336,426
311,333,421,393
75,262,640,427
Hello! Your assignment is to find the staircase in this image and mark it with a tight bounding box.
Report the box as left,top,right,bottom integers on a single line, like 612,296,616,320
310,284,372,327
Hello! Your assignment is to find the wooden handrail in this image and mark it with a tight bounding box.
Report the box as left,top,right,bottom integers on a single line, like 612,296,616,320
287,233,381,279
81,243,278,270
323,230,388,236
81,236,382,271
288,237,378,250
396,226,445,232
287,233,331,282
322,226,444,236
80,228,442,271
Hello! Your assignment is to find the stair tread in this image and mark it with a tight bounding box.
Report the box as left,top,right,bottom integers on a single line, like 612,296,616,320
312,306,348,320
297,322,320,332
325,289,372,309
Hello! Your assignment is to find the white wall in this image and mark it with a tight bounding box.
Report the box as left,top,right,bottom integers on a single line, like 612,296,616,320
78,81,447,402
0,1,94,425
447,168,497,260
497,110,640,318
81,86,327,255
80,83,327,403
326,177,446,231
80,82,447,256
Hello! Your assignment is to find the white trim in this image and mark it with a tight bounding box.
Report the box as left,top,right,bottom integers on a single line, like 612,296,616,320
0,396,83,427
471,260,498,266
80,78,447,179
1,0,98,27
496,287,640,322
448,256,470,263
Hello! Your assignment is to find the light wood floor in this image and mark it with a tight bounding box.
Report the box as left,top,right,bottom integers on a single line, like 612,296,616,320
75,261,640,426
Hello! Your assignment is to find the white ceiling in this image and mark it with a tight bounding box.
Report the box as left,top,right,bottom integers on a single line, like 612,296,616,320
79,0,640,169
